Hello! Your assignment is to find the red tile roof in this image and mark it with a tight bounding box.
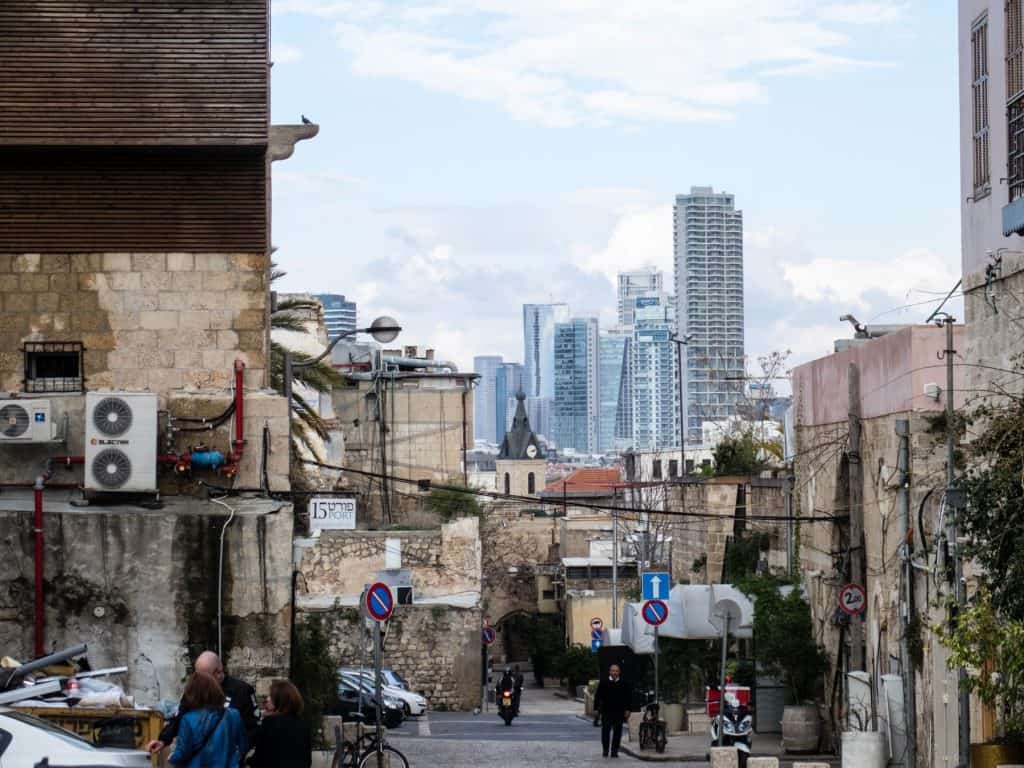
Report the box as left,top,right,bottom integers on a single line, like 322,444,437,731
544,468,623,494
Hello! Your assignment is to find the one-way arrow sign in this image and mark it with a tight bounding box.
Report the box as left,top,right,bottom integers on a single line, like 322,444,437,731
642,571,670,601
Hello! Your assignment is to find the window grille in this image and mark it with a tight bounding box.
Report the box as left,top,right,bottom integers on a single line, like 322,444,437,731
974,15,991,196
24,341,84,393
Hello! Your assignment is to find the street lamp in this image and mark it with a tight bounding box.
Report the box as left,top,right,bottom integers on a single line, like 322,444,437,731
669,332,695,463
283,315,402,450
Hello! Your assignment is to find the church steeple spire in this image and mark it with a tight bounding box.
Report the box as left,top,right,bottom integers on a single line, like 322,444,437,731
499,390,544,459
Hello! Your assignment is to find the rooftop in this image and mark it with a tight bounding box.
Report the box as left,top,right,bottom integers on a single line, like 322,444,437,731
543,468,622,496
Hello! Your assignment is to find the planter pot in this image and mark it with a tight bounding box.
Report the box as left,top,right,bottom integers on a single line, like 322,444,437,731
970,741,1024,768
781,704,820,753
662,702,685,733
841,731,887,768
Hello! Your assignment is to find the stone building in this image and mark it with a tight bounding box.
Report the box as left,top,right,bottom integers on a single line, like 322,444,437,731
0,0,308,704
791,325,966,760
495,392,547,498
295,518,483,710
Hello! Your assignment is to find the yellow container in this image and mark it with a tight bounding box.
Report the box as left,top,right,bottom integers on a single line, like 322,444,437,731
15,705,163,765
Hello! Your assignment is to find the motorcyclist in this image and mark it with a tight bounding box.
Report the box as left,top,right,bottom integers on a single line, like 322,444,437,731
497,668,515,702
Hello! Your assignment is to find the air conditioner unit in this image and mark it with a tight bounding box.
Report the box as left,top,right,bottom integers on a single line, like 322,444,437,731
0,399,57,443
85,392,157,493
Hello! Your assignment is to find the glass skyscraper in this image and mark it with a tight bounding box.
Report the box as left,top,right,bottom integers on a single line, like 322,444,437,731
553,317,600,453
598,331,629,453
618,269,663,326
673,187,744,444
314,294,357,338
522,303,569,437
494,362,524,445
472,355,503,443
631,295,680,451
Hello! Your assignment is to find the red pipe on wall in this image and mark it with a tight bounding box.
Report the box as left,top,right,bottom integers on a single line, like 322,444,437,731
223,359,246,478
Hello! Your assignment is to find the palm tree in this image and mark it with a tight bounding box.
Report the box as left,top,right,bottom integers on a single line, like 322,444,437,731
269,270,346,459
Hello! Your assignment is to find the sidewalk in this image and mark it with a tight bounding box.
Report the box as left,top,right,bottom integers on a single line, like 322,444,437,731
616,728,837,765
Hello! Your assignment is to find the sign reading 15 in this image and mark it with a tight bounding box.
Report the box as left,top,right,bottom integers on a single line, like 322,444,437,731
309,497,357,531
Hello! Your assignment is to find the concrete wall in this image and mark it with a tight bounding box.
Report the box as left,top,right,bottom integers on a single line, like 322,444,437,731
0,252,269,394
0,498,293,706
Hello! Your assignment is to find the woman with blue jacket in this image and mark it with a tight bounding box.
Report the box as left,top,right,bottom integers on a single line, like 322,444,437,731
170,671,248,767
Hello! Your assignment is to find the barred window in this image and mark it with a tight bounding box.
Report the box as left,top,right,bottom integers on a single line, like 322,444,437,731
1007,0,1024,201
973,14,991,196
24,342,83,393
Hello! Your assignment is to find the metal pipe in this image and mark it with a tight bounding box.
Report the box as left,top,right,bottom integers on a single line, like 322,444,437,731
33,477,44,656
717,614,729,747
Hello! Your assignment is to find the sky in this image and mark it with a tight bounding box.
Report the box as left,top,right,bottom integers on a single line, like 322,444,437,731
269,0,963,378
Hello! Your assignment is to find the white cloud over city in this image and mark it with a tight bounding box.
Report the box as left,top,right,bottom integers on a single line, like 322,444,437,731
273,0,907,126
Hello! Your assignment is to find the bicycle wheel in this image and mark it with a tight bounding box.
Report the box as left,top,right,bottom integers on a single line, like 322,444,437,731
358,744,410,768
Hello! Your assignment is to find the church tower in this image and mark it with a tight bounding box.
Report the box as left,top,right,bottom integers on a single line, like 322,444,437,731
495,391,546,498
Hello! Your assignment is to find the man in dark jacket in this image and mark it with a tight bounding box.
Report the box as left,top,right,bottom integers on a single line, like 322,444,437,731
593,663,631,758
146,650,259,755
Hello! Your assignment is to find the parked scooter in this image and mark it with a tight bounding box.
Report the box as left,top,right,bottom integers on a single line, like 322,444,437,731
498,687,516,726
709,693,752,766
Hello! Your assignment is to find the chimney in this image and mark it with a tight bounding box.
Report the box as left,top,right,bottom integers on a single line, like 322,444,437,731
404,345,418,359
425,349,435,360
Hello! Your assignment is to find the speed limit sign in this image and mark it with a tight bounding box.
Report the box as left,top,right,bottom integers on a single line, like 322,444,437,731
839,583,867,616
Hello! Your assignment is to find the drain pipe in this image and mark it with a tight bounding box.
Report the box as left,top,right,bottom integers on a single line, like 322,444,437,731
33,475,45,656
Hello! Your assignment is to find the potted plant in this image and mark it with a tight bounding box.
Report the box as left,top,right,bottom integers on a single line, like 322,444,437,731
839,683,887,768
658,638,689,733
743,577,827,753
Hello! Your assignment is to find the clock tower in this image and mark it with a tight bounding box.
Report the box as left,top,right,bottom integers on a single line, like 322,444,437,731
495,391,546,498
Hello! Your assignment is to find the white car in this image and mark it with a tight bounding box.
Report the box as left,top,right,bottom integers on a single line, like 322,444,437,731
340,671,427,716
0,707,150,767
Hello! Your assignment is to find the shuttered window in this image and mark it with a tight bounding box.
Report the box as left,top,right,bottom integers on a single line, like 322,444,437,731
1007,1,1024,201
973,15,991,197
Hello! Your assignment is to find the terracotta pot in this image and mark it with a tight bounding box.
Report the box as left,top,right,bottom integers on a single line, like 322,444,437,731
970,741,1024,768
781,704,820,753
661,702,685,733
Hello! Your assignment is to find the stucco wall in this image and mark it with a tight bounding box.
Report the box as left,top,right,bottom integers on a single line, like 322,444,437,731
0,499,293,706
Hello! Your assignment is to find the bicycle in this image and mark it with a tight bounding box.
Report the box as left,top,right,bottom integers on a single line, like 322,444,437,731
637,701,668,754
331,714,410,768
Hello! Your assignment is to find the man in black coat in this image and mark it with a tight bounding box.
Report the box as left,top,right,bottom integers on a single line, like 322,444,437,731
593,663,631,758
146,650,259,755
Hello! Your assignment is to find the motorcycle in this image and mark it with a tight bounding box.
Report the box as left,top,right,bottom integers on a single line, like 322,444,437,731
709,695,752,766
498,688,516,726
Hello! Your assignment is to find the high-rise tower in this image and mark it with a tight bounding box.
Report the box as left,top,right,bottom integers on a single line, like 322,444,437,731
673,187,744,444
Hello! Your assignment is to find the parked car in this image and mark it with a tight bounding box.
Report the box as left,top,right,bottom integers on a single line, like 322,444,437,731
381,669,410,691
0,708,150,767
328,678,404,729
339,670,427,716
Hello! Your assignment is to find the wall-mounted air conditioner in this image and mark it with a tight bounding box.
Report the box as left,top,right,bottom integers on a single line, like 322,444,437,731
0,399,57,443
85,392,157,493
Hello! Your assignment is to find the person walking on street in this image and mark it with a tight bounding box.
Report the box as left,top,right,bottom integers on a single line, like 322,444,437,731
512,665,524,716
168,672,247,767
594,664,631,758
248,680,311,768
148,650,259,755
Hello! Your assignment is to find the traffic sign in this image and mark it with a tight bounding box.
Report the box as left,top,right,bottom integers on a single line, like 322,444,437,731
642,571,670,601
591,628,603,642
482,625,496,646
642,599,669,626
839,583,867,616
590,617,604,632
591,637,602,653
365,582,395,622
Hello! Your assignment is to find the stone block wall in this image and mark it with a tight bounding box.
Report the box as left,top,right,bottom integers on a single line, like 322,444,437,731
312,603,483,711
0,251,268,393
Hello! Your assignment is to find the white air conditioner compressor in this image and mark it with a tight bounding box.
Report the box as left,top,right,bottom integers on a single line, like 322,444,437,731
0,399,57,443
85,392,158,493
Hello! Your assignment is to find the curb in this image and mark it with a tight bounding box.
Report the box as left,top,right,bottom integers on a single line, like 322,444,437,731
620,745,839,764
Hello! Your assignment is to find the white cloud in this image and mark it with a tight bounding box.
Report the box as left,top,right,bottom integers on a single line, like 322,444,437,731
274,0,908,126
271,42,304,64
575,205,673,288
781,248,960,310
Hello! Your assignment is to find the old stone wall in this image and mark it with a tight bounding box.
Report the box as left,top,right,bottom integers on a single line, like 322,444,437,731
0,252,269,393
794,414,950,762
0,500,293,705
481,516,557,625
312,603,482,711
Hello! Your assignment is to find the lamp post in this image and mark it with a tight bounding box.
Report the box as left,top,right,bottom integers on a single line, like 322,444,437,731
669,332,695,468
283,315,401,452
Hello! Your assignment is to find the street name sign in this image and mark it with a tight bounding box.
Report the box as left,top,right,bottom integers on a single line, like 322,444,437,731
309,496,356,532
642,571,670,601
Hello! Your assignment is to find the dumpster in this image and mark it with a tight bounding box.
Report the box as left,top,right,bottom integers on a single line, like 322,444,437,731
14,705,162,764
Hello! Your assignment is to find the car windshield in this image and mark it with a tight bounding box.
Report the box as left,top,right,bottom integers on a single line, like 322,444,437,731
1,710,96,749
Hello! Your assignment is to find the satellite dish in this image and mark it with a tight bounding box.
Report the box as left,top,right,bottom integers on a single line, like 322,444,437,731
709,597,743,635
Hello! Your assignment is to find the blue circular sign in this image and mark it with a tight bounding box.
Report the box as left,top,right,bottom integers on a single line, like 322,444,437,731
482,626,496,646
642,599,668,626
365,582,394,622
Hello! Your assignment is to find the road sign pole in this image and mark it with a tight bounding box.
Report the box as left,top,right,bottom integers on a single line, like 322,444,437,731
481,640,488,713
374,619,383,742
358,585,368,716
654,624,659,708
